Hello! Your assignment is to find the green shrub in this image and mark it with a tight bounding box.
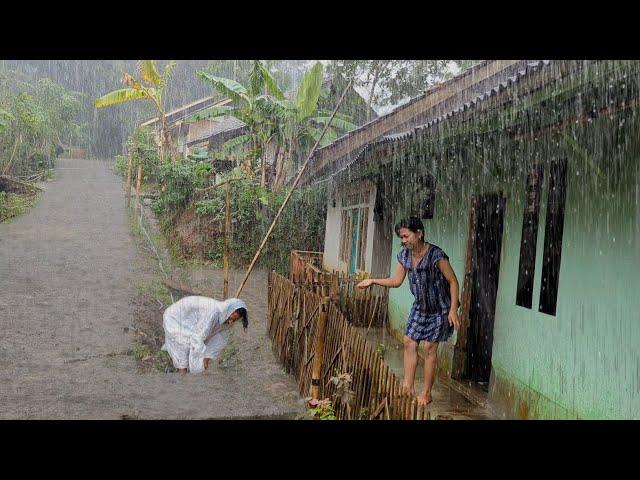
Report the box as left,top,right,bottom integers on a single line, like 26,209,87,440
187,173,327,274
152,157,210,217
0,191,36,222
113,154,129,177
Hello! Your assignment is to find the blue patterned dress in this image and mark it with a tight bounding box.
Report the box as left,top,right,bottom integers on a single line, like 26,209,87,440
397,244,453,343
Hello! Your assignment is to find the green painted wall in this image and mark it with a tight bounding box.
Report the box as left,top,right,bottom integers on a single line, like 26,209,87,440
384,106,640,419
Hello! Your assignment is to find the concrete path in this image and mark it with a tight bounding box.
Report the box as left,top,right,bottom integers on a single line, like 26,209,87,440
0,158,304,419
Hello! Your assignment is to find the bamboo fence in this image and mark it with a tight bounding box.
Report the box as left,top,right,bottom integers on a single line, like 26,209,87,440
268,271,429,420
289,251,388,329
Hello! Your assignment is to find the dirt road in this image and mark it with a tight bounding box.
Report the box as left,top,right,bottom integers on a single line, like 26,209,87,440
0,158,304,419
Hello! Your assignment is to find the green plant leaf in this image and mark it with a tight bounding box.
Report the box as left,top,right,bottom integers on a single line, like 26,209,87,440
254,60,285,100
310,116,358,132
295,62,323,122
138,60,162,86
220,133,252,153
95,88,149,108
185,105,236,122
197,71,249,103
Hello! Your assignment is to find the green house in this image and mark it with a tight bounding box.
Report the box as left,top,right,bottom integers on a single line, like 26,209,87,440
300,60,640,419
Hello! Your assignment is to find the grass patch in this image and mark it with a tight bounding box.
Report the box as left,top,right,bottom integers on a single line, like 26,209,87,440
135,280,172,306
0,191,39,222
218,341,240,369
133,342,152,360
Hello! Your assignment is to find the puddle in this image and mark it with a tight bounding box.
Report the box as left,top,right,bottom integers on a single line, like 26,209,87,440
354,324,492,420
354,325,426,394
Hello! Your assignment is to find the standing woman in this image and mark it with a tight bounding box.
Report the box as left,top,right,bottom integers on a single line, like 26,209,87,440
357,216,460,406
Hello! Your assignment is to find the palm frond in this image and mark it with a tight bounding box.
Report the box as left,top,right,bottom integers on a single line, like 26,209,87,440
138,61,162,86
185,105,236,123
197,71,249,103
163,61,177,84
95,88,149,108
317,110,354,122
255,61,284,100
295,62,323,121
220,133,252,153
310,116,358,132
307,126,338,146
122,72,144,90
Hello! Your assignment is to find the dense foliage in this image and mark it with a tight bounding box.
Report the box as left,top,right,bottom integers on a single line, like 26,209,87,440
0,70,86,176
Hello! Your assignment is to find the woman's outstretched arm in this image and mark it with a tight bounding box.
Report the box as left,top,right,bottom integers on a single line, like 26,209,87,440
357,263,406,289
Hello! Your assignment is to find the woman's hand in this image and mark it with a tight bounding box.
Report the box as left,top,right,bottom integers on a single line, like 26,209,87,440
448,309,461,331
357,278,375,289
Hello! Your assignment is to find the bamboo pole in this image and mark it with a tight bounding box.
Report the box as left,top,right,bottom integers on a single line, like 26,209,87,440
125,149,133,207
310,296,330,400
235,80,353,299
223,182,231,299
135,156,143,213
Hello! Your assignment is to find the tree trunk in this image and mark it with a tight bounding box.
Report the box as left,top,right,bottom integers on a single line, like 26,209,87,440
271,142,282,191
244,135,257,176
260,141,267,188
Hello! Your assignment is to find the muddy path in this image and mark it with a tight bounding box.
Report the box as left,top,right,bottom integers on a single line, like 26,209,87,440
0,158,304,419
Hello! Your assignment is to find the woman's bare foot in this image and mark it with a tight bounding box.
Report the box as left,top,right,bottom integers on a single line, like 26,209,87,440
177,368,188,374
402,383,415,397
417,391,432,406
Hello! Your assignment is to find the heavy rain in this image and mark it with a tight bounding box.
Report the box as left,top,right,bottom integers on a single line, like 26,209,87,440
1,59,638,422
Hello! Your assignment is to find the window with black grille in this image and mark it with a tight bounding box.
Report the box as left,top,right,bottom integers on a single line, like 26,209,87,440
539,159,568,316
516,164,544,308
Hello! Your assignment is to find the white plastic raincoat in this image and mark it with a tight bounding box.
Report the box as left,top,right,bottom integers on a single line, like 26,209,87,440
161,296,247,373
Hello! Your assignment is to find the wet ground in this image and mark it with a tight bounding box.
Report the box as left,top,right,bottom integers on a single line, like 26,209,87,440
0,158,305,419
356,326,491,420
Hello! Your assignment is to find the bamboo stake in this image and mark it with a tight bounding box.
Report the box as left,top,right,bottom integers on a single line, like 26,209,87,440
223,182,231,299
310,296,330,400
365,295,380,336
125,150,133,206
135,156,143,213
235,80,353,299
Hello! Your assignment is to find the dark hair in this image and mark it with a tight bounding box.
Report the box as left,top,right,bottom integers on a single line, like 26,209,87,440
236,307,248,330
394,216,425,238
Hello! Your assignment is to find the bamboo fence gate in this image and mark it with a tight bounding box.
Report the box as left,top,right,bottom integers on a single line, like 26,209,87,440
289,251,388,329
268,271,430,420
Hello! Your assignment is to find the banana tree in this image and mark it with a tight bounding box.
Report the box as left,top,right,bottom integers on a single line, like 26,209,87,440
189,61,356,190
187,60,285,187
269,62,357,190
95,60,176,163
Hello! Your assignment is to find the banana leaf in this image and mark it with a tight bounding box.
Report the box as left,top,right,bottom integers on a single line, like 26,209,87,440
95,88,148,108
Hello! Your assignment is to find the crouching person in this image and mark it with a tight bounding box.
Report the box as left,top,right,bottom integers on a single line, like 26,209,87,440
161,296,248,374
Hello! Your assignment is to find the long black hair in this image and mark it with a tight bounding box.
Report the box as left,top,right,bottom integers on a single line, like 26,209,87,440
236,307,248,331
394,216,425,238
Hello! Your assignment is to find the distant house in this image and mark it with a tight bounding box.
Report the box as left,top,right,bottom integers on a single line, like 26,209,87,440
140,77,375,179
299,60,640,419
140,96,249,174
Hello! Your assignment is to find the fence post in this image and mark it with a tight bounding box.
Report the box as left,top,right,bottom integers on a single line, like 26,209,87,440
125,149,133,207
223,182,231,299
135,154,143,215
310,295,330,400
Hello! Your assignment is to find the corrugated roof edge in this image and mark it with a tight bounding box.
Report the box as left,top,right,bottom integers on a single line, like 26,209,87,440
323,60,551,183
309,60,493,157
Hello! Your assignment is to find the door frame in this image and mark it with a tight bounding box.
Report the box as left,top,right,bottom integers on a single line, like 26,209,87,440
452,192,505,386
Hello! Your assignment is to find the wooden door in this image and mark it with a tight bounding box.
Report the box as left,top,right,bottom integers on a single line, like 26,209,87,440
464,192,506,388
